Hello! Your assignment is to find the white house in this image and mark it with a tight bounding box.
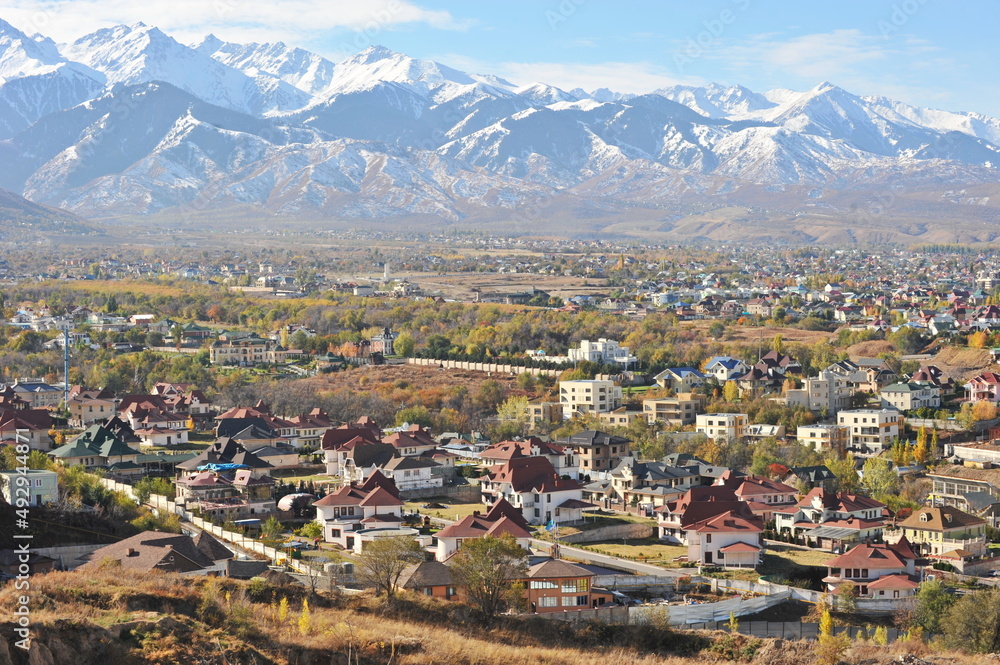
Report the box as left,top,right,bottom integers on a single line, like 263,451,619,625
381,455,442,491
312,471,413,552
558,380,622,417
696,413,747,441
837,409,904,454
703,356,750,382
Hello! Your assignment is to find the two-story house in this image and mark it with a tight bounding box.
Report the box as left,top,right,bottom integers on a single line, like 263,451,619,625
774,488,887,550
480,456,591,526
313,471,407,552
433,498,532,561
893,505,987,559
822,539,918,598
561,430,631,476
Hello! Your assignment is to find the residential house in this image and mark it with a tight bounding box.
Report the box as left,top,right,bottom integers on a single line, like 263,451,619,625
774,488,887,550
9,379,62,409
382,455,442,491
696,413,747,442
642,393,706,426
0,469,58,506
525,559,612,612
434,498,532,561
558,380,623,417
561,429,631,475
398,561,460,600
893,505,987,559
821,539,918,598
657,485,762,544
480,438,577,479
783,370,853,414
79,531,233,575
653,367,707,393
686,510,764,568
0,407,53,451
67,387,117,427
837,409,904,453
210,333,288,366
608,457,695,506
704,356,750,382
796,424,849,453
965,372,1000,403
568,338,638,368
312,471,409,552
480,456,591,526
781,465,838,493
879,382,941,411
598,406,643,428
48,423,140,471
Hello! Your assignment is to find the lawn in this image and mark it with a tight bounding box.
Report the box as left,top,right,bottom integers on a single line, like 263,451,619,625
404,498,487,522
581,538,689,565
270,470,335,485
534,513,655,540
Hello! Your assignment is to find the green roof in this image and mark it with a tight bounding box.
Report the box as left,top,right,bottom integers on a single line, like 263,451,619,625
50,423,138,459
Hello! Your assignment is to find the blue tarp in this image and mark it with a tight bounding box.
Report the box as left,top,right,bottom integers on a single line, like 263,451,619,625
196,463,250,472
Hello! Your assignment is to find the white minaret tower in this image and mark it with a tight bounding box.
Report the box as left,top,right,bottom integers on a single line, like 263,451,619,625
383,262,391,284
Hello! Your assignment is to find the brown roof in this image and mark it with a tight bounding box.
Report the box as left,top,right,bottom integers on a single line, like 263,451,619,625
867,573,919,589
526,559,592,580
897,505,986,532
80,531,227,572
823,540,915,570
484,456,582,493
399,560,455,589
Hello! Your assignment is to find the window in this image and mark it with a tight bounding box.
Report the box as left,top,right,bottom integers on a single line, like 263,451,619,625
424,588,433,596
447,586,456,597
538,597,558,607
530,580,558,589
561,579,588,593
705,534,712,543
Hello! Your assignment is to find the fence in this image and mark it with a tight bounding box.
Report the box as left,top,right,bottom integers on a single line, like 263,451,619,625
682,620,902,643
530,605,630,624
407,357,617,380
632,590,792,626
99,478,313,575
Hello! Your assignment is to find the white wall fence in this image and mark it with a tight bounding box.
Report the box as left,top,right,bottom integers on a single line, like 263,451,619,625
99,478,312,575
632,590,792,626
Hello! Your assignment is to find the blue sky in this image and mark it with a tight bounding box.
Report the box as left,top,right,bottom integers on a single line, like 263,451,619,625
6,0,998,114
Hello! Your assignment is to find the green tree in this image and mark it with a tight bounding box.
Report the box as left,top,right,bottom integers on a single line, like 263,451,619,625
450,533,529,624
393,332,415,357
912,579,955,635
356,536,425,602
260,515,284,542
861,456,899,500
942,587,1000,653
825,455,860,493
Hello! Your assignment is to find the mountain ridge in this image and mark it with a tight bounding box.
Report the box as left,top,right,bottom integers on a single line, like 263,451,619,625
0,19,998,243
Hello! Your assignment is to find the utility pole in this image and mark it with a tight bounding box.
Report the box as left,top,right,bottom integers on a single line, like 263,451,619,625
61,324,70,408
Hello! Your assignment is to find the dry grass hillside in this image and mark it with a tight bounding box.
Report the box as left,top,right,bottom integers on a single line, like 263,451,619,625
928,347,995,383
0,569,996,665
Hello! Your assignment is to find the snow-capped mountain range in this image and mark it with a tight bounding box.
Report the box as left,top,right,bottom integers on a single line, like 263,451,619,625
1,18,999,242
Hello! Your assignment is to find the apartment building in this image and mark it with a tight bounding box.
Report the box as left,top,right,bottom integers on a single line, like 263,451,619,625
558,380,622,417
796,423,850,453
642,393,706,426
837,409,904,453
696,413,747,442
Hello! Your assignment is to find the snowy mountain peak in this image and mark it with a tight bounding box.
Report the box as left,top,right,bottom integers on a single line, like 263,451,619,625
193,33,224,54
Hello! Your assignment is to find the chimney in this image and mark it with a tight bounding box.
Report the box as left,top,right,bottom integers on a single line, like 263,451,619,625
127,548,139,557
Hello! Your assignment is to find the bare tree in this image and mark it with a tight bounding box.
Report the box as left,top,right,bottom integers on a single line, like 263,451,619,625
355,536,425,602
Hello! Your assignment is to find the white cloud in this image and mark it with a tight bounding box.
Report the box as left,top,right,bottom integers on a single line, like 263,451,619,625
3,0,472,48
435,54,703,94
